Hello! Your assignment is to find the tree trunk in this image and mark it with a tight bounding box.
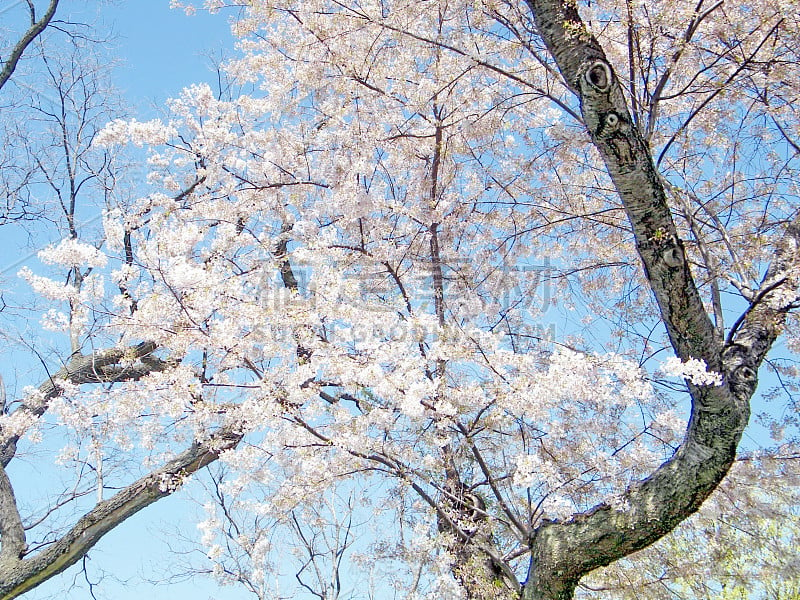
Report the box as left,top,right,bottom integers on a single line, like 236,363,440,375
505,0,800,598
437,462,520,599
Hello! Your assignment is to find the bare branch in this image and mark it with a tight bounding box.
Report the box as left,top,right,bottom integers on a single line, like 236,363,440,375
0,0,60,92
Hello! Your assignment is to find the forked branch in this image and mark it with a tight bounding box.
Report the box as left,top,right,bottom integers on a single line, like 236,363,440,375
518,0,800,598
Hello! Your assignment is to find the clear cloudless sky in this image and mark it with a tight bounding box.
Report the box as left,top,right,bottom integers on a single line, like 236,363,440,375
23,2,249,599
101,1,238,114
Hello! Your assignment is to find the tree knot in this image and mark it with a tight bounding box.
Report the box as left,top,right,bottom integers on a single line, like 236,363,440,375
584,60,613,92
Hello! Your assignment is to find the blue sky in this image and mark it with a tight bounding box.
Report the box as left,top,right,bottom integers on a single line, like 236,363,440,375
99,2,238,113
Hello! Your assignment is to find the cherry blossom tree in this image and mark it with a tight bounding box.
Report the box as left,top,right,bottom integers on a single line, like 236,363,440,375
2,0,800,599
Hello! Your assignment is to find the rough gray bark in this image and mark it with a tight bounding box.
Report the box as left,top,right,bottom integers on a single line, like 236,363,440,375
437,460,520,600
0,467,25,566
509,1,800,599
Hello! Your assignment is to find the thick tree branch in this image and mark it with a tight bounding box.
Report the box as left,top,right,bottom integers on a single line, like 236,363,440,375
0,426,243,600
0,0,60,92
524,0,720,365
725,211,800,377
0,341,169,467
